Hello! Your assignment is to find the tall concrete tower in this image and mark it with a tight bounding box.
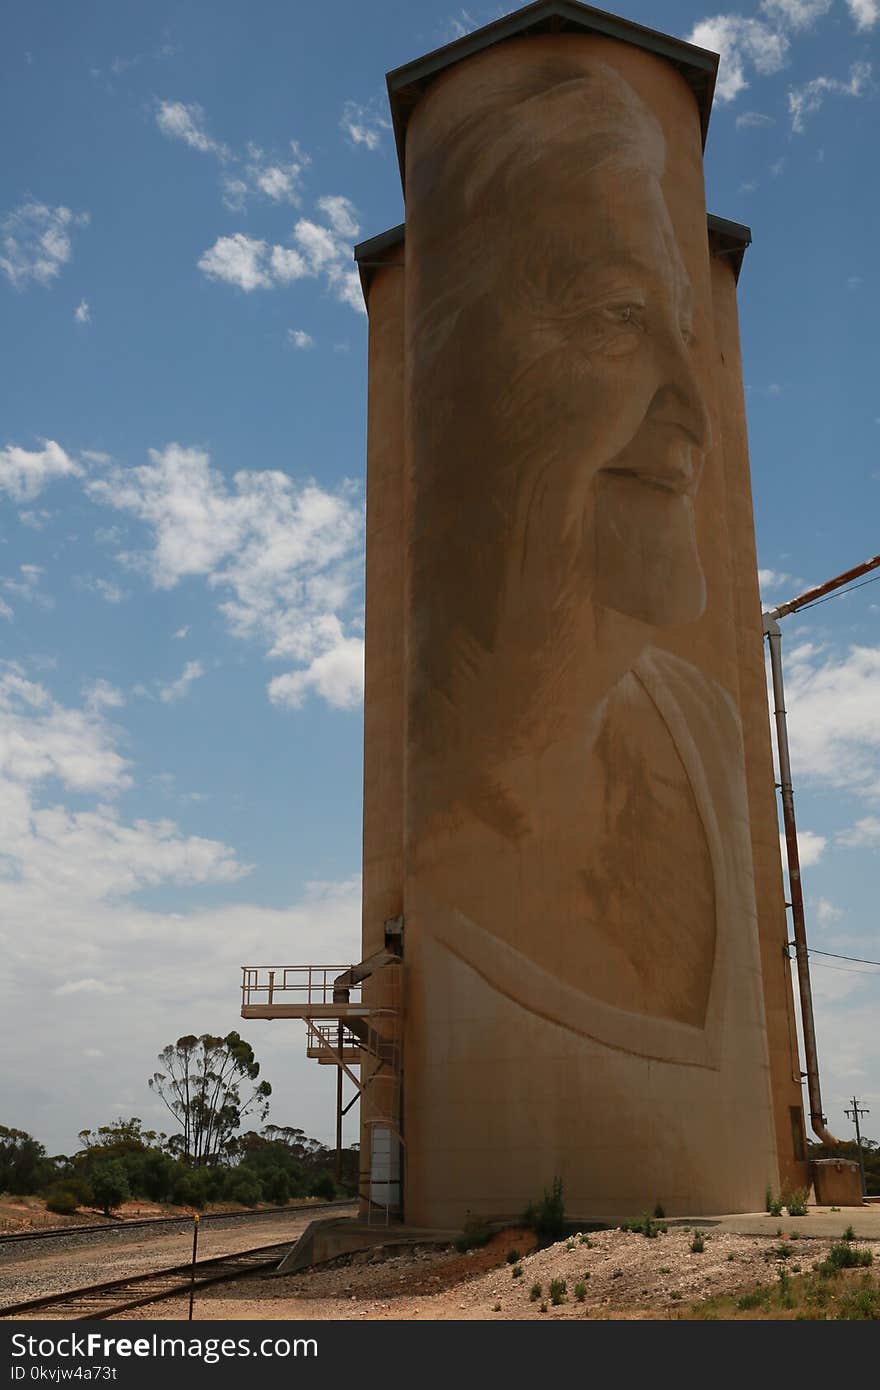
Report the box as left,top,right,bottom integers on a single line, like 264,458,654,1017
356,0,808,1226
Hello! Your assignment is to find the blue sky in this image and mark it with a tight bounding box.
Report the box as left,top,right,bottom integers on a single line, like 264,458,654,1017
1,0,878,1162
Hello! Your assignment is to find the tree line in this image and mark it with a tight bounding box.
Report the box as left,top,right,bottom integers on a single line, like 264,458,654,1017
1,1031,358,1217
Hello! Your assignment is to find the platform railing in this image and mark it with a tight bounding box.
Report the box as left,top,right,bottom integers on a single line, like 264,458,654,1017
240,965,362,1010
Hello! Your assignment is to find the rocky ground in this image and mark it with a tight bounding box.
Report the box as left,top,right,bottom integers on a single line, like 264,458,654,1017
111,1217,879,1321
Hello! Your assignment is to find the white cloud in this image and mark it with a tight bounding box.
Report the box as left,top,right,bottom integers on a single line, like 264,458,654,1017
199,198,365,313
735,110,775,127
846,0,879,29
0,661,130,794
0,202,90,289
269,245,308,284
159,659,204,704
197,233,272,291
316,195,360,240
247,141,307,205
758,567,794,601
339,101,391,152
86,444,364,711
77,574,126,604
155,100,229,160
779,642,880,796
288,328,314,350
1,564,53,612
18,509,52,530
84,679,125,713
780,829,826,867
268,633,364,710
687,15,789,103
789,60,872,132
54,978,125,997
837,816,880,848
815,896,843,927
0,439,82,502
760,0,832,29
74,299,90,323
172,625,189,640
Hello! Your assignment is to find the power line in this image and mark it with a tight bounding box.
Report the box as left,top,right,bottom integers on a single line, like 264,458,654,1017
809,960,880,976
795,571,880,614
807,947,880,968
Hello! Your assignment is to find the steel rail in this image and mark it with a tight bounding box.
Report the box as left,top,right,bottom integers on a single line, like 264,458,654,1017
0,1198,351,1247
0,1240,295,1320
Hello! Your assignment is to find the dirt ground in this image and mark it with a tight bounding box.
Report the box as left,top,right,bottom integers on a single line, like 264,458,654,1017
112,1215,879,1321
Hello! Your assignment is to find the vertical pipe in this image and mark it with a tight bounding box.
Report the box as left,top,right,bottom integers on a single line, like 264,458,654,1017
336,1022,344,1185
764,614,838,1145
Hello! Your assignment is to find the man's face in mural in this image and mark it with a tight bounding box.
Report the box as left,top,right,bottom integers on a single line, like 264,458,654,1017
499,160,710,629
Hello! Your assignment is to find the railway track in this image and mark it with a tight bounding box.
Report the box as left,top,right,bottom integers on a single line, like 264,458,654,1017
0,1199,351,1246
0,1240,294,1320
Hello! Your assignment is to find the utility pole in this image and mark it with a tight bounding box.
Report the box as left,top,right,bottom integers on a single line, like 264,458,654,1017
844,1097,871,1197
764,551,880,1145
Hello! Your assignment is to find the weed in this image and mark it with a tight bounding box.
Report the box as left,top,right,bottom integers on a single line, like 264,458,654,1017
574,1281,587,1302
765,1186,784,1217
549,1277,567,1306
506,1248,521,1264
653,1202,666,1219
524,1176,566,1245
493,1302,501,1312
820,1242,873,1273
783,1187,809,1217
540,1301,547,1313
836,1277,880,1320
727,1253,735,1262
454,1214,492,1253
772,1243,794,1260
624,1212,666,1239
842,1225,856,1242
529,1282,542,1302
659,1266,671,1275
565,1240,576,1252
512,1264,523,1279
690,1232,706,1254
670,1291,682,1301
737,1287,771,1310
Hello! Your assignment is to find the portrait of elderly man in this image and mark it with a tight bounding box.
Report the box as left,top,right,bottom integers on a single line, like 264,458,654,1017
403,40,769,1075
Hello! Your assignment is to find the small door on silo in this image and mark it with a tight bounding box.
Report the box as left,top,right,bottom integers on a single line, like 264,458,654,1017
369,1124,400,1210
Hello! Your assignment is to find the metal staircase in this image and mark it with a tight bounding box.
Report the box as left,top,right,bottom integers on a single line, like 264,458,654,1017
240,920,403,1222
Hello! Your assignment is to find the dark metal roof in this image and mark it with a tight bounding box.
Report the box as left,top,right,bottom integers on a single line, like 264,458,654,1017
707,213,752,283
353,213,750,303
386,0,719,187
352,223,405,299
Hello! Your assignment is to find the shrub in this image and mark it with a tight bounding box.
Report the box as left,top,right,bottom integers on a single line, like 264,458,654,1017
227,1172,262,1207
690,1232,705,1254
737,1287,770,1310
842,1225,856,1242
549,1277,567,1306
765,1187,784,1217
46,1190,78,1216
529,1282,542,1302
524,1176,566,1245
171,1169,210,1210
821,1242,873,1273
625,1212,666,1239
574,1281,587,1302
310,1172,337,1201
653,1202,666,1219
505,1248,521,1264
783,1187,809,1217
836,1278,880,1320
261,1167,290,1205
512,1264,523,1279
454,1214,492,1253
90,1161,130,1216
